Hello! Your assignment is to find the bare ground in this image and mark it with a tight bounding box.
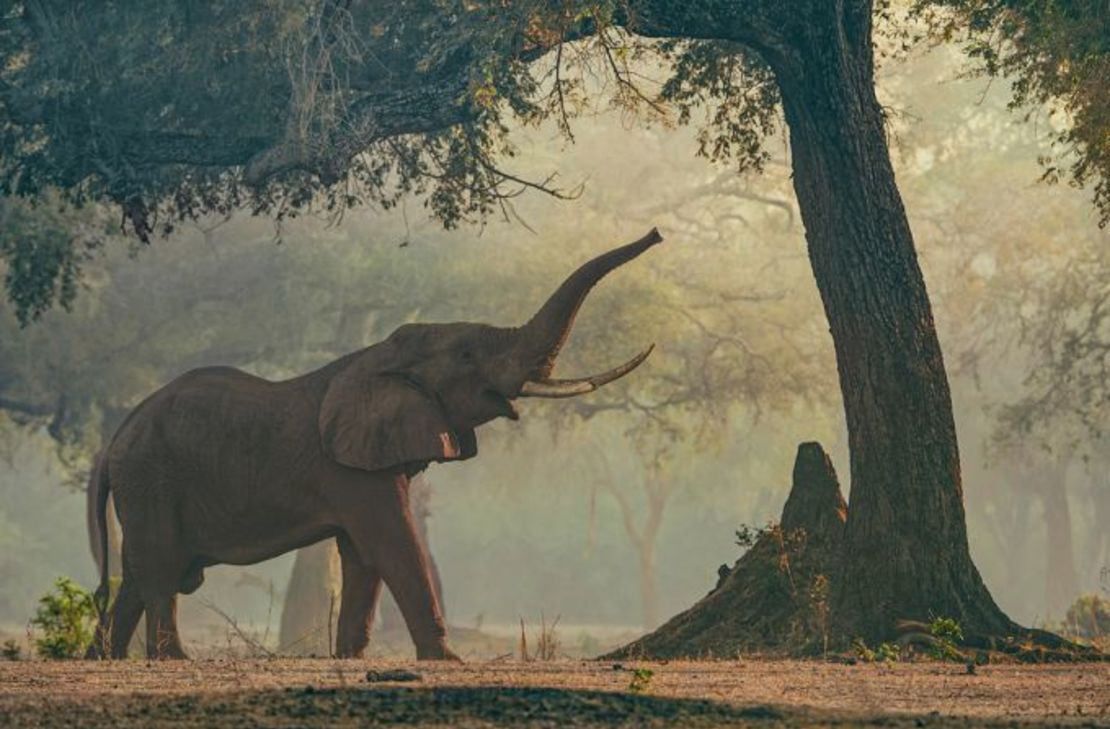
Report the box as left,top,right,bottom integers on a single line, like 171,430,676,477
1,659,1107,728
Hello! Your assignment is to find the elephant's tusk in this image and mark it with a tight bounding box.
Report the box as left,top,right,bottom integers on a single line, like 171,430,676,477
519,345,654,398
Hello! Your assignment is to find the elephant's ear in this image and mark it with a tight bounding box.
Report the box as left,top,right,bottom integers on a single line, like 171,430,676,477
319,369,477,473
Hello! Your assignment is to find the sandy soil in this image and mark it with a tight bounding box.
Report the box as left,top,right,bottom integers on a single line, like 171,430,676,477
1,658,1107,727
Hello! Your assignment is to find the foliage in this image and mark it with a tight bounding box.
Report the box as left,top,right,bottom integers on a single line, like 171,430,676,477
851,636,876,662
0,2,1104,312
927,616,964,661
0,1,610,239
0,198,117,326
915,1,1110,226
852,637,900,662
876,642,900,662
627,667,654,693
0,0,786,316
734,522,775,551
30,576,96,659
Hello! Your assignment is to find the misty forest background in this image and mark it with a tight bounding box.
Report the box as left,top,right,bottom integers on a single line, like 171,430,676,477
1,39,1107,647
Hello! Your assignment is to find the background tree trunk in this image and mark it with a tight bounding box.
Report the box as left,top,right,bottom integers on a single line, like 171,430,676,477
768,4,1013,641
599,471,668,632
1036,462,1079,620
638,538,660,631
277,539,339,656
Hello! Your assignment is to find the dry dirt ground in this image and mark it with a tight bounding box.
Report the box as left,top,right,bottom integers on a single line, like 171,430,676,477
0,658,1107,728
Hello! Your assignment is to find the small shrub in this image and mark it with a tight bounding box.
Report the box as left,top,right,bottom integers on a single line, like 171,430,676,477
535,614,561,661
2,639,22,661
928,616,964,661
734,523,763,550
31,577,97,659
734,521,778,550
628,667,654,693
876,642,900,662
851,638,900,663
518,614,561,662
851,637,875,662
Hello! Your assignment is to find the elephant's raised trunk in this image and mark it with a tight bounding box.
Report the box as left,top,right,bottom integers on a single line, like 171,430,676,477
515,228,662,397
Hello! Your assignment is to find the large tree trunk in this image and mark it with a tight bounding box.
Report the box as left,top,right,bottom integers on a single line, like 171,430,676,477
765,5,1013,641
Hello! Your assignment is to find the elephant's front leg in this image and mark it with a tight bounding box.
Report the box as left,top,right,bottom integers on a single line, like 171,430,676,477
335,534,383,658
346,477,459,661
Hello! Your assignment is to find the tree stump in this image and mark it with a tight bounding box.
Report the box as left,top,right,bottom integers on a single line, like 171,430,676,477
607,442,846,659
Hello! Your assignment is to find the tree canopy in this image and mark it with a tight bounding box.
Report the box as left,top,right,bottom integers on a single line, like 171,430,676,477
3,1,1107,323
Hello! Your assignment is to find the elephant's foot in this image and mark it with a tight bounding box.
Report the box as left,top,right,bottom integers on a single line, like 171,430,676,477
149,642,189,660
147,628,189,659
415,642,462,662
145,595,188,659
84,632,107,660
334,642,368,660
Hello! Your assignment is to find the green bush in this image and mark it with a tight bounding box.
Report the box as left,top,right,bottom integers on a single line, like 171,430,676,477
851,637,875,662
31,577,97,659
628,667,654,693
876,642,900,662
928,616,964,661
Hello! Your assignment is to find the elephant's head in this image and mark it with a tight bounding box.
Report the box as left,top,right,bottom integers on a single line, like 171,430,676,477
319,228,663,473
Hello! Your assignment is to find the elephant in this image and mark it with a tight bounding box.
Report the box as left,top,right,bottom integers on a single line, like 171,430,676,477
86,228,663,660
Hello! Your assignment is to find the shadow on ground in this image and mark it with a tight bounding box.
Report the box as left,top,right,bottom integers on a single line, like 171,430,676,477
0,685,1089,728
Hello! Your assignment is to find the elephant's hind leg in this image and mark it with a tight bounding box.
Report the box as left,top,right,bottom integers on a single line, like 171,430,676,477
335,533,383,658
145,594,188,659
108,579,144,659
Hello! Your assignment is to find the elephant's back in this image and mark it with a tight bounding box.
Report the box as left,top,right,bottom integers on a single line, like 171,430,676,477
108,367,322,525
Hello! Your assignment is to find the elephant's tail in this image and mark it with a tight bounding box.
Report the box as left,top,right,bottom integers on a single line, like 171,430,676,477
87,452,111,618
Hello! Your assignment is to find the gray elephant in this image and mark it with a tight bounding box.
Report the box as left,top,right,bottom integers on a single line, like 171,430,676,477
86,228,663,660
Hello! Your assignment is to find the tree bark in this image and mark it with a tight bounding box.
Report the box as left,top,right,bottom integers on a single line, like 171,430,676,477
765,5,1013,641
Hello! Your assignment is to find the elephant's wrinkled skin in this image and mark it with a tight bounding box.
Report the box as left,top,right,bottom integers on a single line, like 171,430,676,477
86,229,663,660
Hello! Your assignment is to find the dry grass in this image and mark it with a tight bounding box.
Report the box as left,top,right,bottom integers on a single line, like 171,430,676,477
0,657,1106,727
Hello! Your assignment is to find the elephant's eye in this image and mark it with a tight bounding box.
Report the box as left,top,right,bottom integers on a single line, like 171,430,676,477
460,350,474,363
